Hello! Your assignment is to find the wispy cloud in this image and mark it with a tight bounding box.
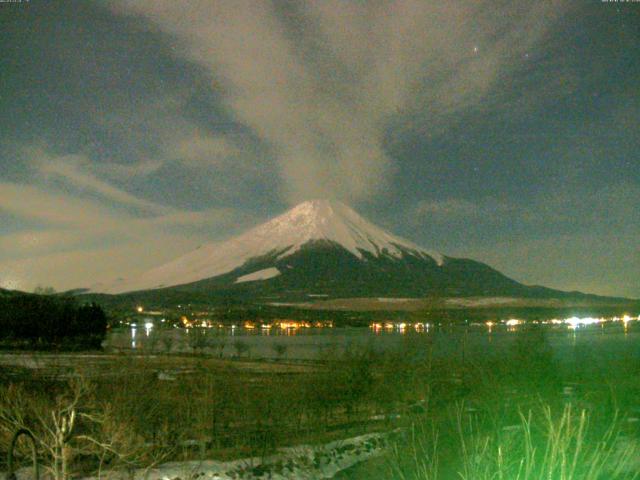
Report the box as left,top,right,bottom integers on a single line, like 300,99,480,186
1,182,125,229
94,160,164,181
0,174,259,290
0,239,198,292
29,147,170,214
112,0,568,204
172,130,237,167
84,90,266,200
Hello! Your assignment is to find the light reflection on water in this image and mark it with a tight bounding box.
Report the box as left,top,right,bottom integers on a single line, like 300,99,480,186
130,326,136,349
108,315,640,364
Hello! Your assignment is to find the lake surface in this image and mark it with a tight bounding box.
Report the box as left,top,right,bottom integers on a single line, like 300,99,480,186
105,318,640,368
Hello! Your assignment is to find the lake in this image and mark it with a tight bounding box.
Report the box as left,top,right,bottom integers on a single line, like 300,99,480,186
105,316,640,368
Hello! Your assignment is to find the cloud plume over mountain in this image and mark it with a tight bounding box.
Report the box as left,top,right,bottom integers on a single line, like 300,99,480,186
113,0,567,203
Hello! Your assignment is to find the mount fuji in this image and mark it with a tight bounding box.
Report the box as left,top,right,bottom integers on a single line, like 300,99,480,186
94,199,578,301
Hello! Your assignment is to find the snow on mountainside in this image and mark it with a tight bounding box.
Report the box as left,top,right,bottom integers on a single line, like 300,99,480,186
100,199,443,294
235,267,281,284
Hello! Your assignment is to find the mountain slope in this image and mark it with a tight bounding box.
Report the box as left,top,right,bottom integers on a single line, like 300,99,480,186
100,199,444,294
94,199,596,302
169,240,531,298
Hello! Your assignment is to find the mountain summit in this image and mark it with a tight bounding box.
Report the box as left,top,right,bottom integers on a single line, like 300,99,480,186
99,199,568,300
241,199,444,263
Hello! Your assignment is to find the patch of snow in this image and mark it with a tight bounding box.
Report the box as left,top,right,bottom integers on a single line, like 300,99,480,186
99,199,443,294
235,267,281,284
0,354,45,369
157,371,177,381
445,297,518,307
376,297,411,303
266,302,312,308
76,431,393,480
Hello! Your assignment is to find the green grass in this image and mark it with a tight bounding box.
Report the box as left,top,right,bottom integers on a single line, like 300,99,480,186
387,401,640,480
383,326,640,479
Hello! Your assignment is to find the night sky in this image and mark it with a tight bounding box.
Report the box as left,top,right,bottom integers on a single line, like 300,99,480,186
1,1,638,297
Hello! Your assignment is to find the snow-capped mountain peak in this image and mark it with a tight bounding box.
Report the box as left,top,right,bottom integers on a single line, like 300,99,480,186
273,199,442,262
101,199,443,294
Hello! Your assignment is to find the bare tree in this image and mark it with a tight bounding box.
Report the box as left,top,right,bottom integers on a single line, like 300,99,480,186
0,376,168,480
0,377,86,480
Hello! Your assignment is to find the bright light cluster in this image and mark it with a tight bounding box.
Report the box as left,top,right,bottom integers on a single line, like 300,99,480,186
370,322,430,333
550,314,636,330
504,314,638,330
564,316,601,329
368,314,638,333
176,318,333,330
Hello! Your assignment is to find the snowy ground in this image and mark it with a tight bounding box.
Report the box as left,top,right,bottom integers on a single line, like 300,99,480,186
444,296,519,307
3,431,393,480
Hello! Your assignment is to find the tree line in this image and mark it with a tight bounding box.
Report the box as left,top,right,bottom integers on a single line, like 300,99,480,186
0,293,107,349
